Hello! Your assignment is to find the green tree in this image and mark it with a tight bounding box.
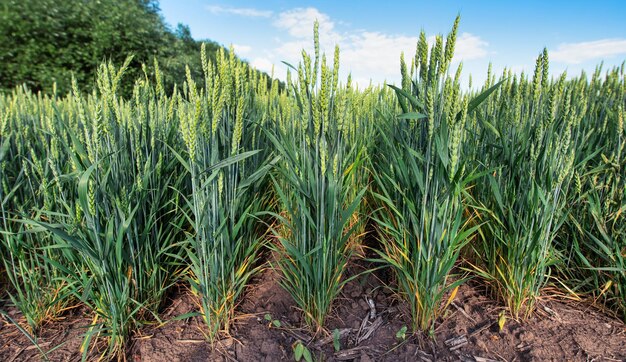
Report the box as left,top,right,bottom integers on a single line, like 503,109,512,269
0,0,168,94
0,0,276,96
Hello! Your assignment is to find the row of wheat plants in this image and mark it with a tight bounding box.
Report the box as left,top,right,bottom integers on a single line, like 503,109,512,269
267,23,368,332
13,59,189,357
370,17,497,334
178,45,274,341
466,55,624,324
1,85,75,333
465,52,580,319
560,64,625,320
0,61,176,358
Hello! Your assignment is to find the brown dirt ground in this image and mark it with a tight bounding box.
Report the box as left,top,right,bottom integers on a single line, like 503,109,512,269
1,259,625,362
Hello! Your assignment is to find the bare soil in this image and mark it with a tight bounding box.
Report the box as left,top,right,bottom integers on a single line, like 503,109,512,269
1,259,625,362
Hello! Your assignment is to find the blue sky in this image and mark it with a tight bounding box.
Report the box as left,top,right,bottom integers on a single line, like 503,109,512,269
159,1,626,88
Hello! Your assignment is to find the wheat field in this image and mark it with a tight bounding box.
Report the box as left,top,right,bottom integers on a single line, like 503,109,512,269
0,19,624,360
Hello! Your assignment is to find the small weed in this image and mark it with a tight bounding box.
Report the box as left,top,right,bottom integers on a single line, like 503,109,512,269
293,341,313,362
395,326,408,341
264,313,282,328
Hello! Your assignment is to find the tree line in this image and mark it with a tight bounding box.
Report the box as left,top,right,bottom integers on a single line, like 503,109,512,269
0,0,257,96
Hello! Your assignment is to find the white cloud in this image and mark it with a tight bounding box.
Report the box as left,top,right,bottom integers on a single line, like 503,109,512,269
551,39,626,64
274,7,338,40
232,44,252,55
251,58,275,74
207,5,273,18
423,33,489,62
454,33,489,61
272,7,344,63
341,32,416,76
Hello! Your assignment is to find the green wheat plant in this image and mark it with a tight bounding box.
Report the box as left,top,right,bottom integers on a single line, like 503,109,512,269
562,67,626,320
468,51,578,319
0,86,75,333
180,46,274,341
371,17,486,333
16,60,188,357
268,23,366,332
